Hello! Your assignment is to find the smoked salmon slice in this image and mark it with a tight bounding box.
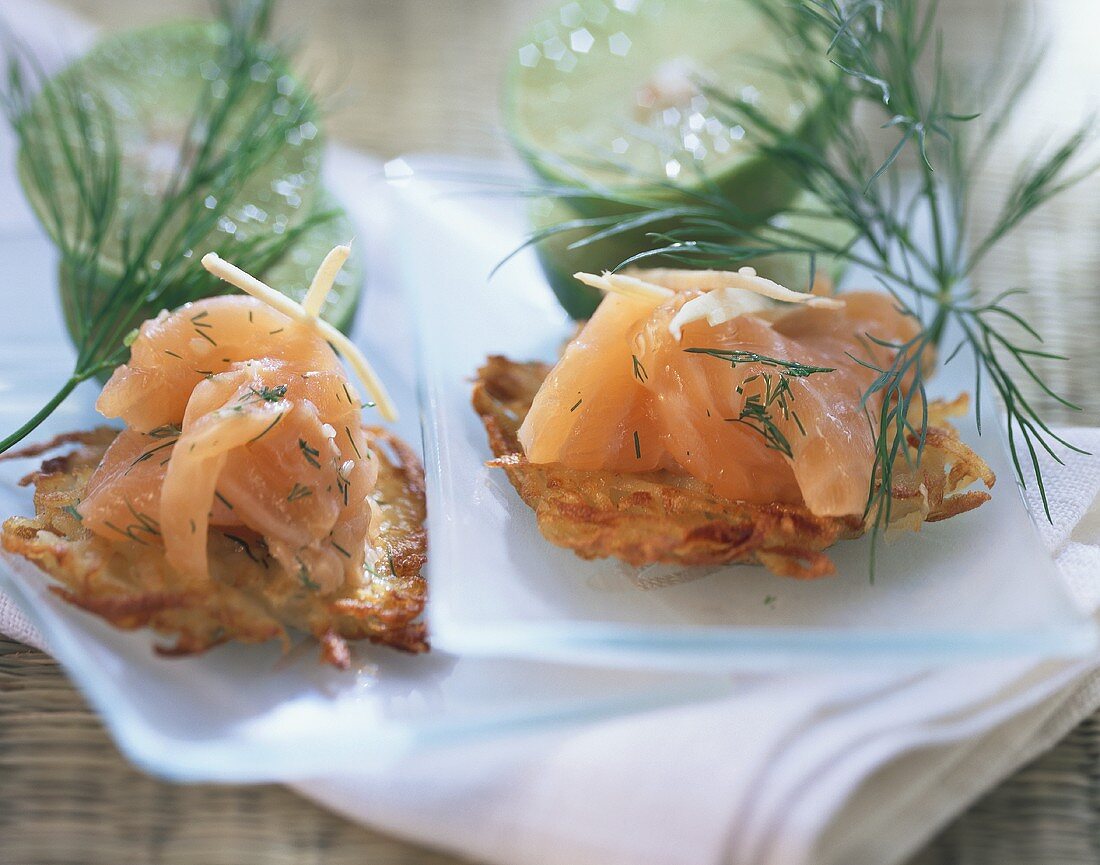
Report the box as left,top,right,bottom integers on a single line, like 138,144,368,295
80,295,378,594
519,272,921,518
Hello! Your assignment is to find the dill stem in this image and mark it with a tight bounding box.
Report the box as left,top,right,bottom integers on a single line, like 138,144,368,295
921,159,952,315
0,375,82,454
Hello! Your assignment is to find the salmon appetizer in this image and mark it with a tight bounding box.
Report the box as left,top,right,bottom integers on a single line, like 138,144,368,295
473,268,994,578
3,248,427,666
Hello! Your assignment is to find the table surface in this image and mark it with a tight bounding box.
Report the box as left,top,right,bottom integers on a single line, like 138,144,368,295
3,1,1100,863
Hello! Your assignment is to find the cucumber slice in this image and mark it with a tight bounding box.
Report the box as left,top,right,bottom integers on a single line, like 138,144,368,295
530,194,852,320
505,0,829,220
59,193,364,371
19,21,322,270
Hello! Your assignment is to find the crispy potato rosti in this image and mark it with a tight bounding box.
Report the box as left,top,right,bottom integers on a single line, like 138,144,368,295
2,427,427,666
472,356,994,579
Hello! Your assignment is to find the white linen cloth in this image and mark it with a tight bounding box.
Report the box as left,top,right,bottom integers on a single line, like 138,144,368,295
3,4,1100,865
293,440,1100,865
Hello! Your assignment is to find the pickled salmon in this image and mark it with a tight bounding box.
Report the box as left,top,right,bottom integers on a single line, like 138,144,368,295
518,278,921,518
79,295,378,593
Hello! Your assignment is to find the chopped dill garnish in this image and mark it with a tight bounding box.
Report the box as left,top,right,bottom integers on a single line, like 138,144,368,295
632,354,648,383
344,426,363,459
335,465,351,506
570,397,583,412
148,423,182,439
103,512,158,546
269,328,284,335
296,557,319,590
126,500,160,534
691,349,833,457
764,595,777,607
164,350,183,359
726,373,801,458
240,384,287,404
214,490,234,510
298,437,321,468
330,538,352,558
193,327,218,346
224,533,263,564
342,382,356,406
62,504,82,522
248,411,283,443
633,430,641,459
287,482,313,502
103,521,140,544
191,311,212,328
129,438,177,469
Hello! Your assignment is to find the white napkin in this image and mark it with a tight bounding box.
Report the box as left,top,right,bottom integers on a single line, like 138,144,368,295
291,438,1100,865
4,5,1100,865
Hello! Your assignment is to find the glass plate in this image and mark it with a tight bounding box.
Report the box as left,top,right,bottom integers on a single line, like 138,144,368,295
0,149,725,782
396,155,1098,672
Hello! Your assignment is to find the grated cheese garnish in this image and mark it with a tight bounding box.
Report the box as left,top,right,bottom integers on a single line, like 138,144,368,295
573,266,843,341
201,249,398,422
574,271,674,301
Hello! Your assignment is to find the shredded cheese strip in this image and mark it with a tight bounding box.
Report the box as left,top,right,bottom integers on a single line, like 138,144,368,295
575,266,844,341
668,288,774,339
201,251,398,422
661,267,843,309
574,271,675,301
302,244,351,317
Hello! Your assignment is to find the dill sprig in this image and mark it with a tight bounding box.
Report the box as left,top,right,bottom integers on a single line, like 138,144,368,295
0,0,335,453
519,0,1097,566
684,348,834,378
689,348,833,457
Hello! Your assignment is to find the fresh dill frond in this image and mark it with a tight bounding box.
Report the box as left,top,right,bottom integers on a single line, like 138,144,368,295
688,348,833,458
519,0,1097,569
0,0,335,453
684,348,834,378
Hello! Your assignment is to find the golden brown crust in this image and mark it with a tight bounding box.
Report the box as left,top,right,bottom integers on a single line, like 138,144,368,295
1,427,428,665
472,355,994,579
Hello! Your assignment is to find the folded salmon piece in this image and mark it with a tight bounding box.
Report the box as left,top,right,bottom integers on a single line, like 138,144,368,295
4,257,428,666
521,271,920,517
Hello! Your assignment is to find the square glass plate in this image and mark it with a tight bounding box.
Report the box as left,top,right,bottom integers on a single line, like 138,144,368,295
0,150,724,781
396,155,1098,671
